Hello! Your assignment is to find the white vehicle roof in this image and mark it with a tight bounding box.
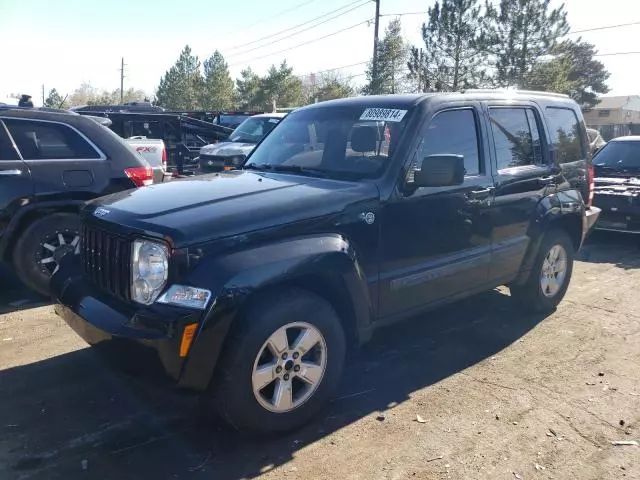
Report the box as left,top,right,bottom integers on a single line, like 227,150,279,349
251,113,287,119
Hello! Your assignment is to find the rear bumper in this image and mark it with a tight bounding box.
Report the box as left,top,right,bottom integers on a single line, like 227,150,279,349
50,256,224,391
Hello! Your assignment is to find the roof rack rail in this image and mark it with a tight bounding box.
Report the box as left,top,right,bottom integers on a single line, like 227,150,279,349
460,88,570,99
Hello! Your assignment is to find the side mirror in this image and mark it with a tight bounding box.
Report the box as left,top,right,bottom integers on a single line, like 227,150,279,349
413,154,465,188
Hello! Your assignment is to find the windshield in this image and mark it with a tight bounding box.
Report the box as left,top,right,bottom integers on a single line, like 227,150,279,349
244,105,410,180
593,141,640,170
229,117,281,143
219,114,252,127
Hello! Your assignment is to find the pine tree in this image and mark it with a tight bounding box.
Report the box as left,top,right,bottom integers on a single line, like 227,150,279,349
315,73,354,102
43,88,67,109
235,68,263,110
201,51,234,110
155,45,203,109
485,0,569,87
260,61,303,110
408,0,489,92
363,19,408,95
525,38,610,108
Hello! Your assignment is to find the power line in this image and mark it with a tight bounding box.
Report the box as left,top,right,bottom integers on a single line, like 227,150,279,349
227,0,370,58
225,0,323,38
594,51,640,57
229,19,373,67
569,20,640,35
380,10,428,17
298,60,369,79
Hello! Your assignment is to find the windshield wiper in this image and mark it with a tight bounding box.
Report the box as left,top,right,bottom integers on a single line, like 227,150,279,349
243,163,268,171
243,164,328,177
266,164,328,178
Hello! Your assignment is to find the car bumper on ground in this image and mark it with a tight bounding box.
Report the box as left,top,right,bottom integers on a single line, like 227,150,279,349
50,256,223,391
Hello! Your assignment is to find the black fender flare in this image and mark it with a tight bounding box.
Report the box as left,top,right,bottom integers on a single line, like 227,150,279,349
0,200,85,260
178,233,373,390
513,189,585,286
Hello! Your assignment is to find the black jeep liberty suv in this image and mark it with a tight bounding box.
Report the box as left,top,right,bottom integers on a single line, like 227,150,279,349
52,91,600,433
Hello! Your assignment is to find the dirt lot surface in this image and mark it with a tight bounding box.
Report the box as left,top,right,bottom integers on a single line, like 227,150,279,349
0,232,639,480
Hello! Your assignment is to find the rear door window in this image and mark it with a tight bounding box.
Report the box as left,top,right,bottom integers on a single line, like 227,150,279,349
489,107,544,171
545,107,585,163
3,119,101,160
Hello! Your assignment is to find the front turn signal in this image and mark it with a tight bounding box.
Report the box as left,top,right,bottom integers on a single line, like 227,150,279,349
180,323,198,357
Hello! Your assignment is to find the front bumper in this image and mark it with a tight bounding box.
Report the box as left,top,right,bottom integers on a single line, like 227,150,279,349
51,256,223,390
593,194,640,233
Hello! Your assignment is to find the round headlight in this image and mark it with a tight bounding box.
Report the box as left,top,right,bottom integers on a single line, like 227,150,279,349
131,239,169,304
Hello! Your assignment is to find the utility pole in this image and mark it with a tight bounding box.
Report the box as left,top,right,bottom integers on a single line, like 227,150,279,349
372,0,381,94
42,85,45,106
119,57,126,104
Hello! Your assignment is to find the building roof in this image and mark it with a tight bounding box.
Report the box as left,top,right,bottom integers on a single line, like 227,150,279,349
593,95,640,110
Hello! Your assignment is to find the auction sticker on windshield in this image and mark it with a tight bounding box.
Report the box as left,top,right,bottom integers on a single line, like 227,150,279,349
360,108,407,122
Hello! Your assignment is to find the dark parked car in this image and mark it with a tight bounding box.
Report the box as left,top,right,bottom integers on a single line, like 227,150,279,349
591,136,640,232
52,91,599,434
0,106,153,295
197,113,286,173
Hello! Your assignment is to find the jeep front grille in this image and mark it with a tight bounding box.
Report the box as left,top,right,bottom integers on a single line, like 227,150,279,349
80,223,131,300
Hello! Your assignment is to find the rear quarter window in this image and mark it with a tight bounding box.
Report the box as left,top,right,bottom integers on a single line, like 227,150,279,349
545,107,585,163
3,118,101,160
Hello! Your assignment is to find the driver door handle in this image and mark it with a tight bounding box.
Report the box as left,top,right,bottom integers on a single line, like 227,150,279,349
538,175,557,185
0,169,22,176
467,186,495,199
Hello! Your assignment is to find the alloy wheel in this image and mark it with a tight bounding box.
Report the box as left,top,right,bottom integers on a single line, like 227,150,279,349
36,230,80,276
251,322,327,413
540,244,568,298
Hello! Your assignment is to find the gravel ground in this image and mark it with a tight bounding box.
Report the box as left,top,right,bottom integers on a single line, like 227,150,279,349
0,232,638,480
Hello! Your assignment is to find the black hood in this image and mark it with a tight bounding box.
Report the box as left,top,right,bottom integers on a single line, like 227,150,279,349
83,171,379,248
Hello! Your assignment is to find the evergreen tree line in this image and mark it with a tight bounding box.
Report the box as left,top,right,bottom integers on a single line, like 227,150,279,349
374,0,610,108
45,0,611,112
154,47,354,111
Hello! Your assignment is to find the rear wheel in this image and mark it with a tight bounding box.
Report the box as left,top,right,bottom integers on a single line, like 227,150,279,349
208,289,346,434
13,213,80,296
510,228,574,313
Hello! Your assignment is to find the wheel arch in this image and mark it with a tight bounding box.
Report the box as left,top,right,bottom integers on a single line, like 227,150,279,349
0,201,84,261
513,190,585,286
177,234,374,391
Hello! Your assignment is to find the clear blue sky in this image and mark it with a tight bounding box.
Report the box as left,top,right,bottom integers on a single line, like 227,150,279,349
1,0,639,104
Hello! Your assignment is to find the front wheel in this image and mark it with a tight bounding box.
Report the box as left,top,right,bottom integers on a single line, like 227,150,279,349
208,289,346,434
510,228,574,313
13,213,80,296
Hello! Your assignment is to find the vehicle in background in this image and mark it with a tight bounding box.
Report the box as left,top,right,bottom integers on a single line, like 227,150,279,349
0,106,153,296
591,136,640,233
587,128,606,155
75,111,233,176
84,115,168,184
53,90,599,434
70,102,165,114
197,113,286,173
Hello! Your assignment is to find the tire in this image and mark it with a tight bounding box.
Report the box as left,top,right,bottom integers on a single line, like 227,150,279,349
13,213,80,297
208,288,346,434
510,228,574,313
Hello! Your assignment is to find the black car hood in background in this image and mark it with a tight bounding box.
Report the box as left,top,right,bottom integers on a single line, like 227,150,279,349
84,171,379,248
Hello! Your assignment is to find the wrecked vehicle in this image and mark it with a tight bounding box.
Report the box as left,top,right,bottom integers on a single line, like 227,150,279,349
591,136,640,232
